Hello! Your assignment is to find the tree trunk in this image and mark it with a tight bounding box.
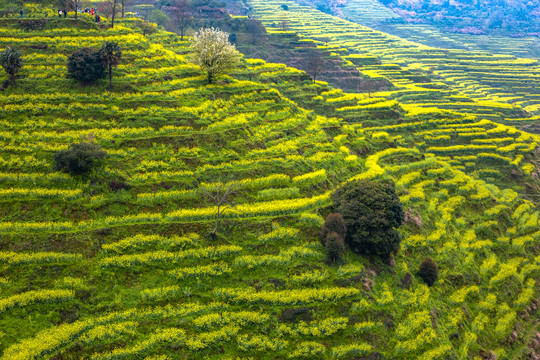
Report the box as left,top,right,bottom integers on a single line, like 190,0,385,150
121,2,124,18
74,0,77,19
213,205,220,235
111,0,117,27
179,14,185,40
109,64,112,88
207,71,213,84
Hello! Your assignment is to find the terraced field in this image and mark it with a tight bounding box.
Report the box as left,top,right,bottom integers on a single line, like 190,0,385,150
335,0,540,59
0,9,540,360
377,24,540,59
338,0,399,27
253,0,540,119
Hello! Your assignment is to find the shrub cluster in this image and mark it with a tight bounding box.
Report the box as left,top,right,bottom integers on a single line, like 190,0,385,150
67,42,122,86
54,142,107,175
67,48,105,84
331,179,404,256
321,213,347,264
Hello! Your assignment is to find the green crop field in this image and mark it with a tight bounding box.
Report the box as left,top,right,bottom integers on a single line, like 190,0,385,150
0,1,540,359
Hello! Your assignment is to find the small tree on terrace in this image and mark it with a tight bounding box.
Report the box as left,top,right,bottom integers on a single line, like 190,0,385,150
325,231,345,265
164,0,192,41
134,19,157,37
320,213,346,244
99,41,121,88
200,181,239,239
0,46,23,86
306,50,323,82
190,27,241,84
246,19,266,44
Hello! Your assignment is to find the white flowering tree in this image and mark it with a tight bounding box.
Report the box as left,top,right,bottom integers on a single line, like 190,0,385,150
190,27,241,84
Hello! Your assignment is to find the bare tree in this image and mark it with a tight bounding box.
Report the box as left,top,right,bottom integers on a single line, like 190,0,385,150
357,79,379,98
111,0,118,27
200,181,239,239
280,15,289,31
164,0,192,41
99,0,118,25
319,36,330,45
306,50,323,82
246,19,266,44
120,0,131,17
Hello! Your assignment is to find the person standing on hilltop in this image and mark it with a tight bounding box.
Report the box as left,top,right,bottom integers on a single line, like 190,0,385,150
19,9,23,18
63,9,67,18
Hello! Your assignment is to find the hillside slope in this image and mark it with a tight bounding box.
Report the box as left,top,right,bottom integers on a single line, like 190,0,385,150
336,0,540,59
0,14,540,360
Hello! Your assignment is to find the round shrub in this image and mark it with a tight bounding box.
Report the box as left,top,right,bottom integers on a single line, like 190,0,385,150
321,213,347,244
331,179,404,255
325,231,346,265
54,142,107,175
418,257,438,286
67,48,105,84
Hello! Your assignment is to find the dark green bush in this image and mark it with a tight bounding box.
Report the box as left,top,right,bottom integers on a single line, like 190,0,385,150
325,231,346,265
279,307,312,323
418,257,438,287
321,213,347,245
67,48,105,84
54,142,107,175
331,179,404,255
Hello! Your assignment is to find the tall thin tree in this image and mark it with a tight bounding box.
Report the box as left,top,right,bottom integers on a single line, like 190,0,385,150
306,50,323,82
99,42,121,88
120,0,131,17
